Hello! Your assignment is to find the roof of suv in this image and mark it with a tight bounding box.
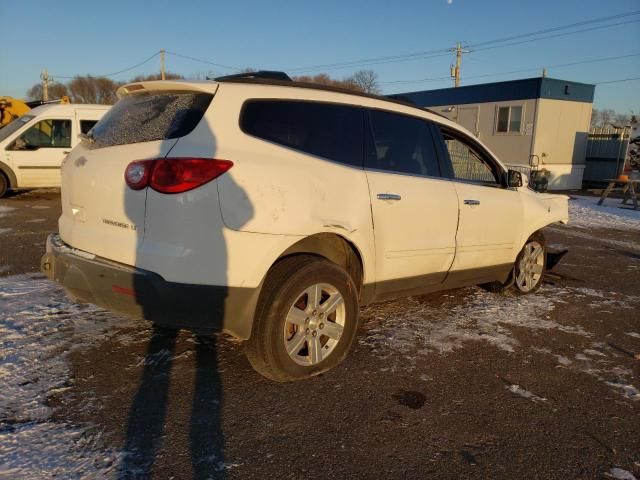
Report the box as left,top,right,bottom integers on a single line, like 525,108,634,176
28,103,110,116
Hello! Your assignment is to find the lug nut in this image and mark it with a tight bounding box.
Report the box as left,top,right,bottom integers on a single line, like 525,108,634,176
312,331,317,337
305,328,310,334
319,323,324,329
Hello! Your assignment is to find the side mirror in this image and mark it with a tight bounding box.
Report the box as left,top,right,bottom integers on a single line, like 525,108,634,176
508,169,523,188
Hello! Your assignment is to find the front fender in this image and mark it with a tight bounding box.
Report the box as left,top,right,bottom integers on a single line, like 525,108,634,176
518,188,569,248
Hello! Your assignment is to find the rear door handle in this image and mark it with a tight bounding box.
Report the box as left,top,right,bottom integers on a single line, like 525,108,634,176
464,199,480,205
377,193,402,201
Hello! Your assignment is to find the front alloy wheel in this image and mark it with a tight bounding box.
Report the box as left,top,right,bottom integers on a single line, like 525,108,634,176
513,233,546,294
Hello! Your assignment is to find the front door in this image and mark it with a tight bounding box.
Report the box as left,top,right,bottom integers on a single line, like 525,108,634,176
364,109,459,297
436,126,523,276
8,118,72,187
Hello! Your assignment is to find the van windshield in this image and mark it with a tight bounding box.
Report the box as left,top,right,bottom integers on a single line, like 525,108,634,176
89,91,212,148
0,115,34,143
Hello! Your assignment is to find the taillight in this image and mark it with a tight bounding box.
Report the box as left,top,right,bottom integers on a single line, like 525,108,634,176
124,158,233,194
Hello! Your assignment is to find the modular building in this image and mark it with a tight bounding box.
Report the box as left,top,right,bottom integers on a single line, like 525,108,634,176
391,77,595,190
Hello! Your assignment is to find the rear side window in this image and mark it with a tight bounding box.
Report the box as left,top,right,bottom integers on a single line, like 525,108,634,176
366,109,441,177
90,91,212,148
241,100,363,167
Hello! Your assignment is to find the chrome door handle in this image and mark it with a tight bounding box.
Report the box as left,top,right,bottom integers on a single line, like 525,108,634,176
377,193,402,201
464,199,480,205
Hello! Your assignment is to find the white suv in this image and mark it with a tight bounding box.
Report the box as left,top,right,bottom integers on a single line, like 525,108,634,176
41,72,568,381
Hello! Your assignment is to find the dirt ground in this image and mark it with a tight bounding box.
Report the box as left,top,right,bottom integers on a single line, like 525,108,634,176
1,190,639,479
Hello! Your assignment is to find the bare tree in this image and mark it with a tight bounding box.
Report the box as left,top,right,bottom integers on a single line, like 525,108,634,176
129,72,184,82
67,76,120,104
26,82,69,102
347,70,380,94
293,73,364,92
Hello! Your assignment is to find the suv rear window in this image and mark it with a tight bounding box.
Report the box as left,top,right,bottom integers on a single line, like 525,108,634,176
90,91,212,148
241,100,363,167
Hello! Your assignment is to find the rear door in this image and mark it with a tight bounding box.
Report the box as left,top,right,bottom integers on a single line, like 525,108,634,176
434,125,523,274
364,109,459,297
59,88,214,266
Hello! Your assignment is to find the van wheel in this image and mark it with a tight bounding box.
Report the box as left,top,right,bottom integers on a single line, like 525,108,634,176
482,232,546,295
0,173,8,198
245,255,359,382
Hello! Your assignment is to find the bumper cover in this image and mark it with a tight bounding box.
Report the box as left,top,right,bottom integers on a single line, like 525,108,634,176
40,234,259,338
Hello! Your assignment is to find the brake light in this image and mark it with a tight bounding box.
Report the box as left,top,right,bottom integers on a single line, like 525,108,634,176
124,158,233,194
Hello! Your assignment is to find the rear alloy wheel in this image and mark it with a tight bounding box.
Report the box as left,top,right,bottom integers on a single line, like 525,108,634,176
246,255,359,382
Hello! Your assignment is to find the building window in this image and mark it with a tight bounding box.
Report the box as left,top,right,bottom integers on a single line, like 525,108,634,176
496,105,523,134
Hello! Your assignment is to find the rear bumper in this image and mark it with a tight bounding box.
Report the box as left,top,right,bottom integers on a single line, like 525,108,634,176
40,233,258,339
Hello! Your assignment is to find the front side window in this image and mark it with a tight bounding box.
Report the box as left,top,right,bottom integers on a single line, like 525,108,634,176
496,105,523,133
241,100,363,167
10,119,71,150
441,130,501,185
80,119,98,134
366,109,441,177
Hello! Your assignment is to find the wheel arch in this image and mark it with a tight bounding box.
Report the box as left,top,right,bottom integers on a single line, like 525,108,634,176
0,160,17,188
276,233,365,297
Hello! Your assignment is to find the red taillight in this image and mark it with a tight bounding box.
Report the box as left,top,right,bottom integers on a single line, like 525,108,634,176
124,158,233,194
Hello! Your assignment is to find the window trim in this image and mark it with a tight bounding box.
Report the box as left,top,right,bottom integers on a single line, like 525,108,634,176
494,104,525,135
436,124,507,188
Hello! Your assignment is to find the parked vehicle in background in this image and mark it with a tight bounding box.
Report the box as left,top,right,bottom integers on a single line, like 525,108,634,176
0,103,109,197
41,73,569,381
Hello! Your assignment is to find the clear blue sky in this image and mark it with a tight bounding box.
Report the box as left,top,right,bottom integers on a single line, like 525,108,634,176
1,0,639,112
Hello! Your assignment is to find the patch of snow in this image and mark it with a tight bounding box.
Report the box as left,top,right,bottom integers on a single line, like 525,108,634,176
31,205,50,209
0,275,134,478
604,381,640,401
25,218,46,223
583,348,606,357
0,205,16,219
506,384,547,403
0,227,12,235
568,195,640,231
555,355,572,366
607,467,637,480
625,332,640,339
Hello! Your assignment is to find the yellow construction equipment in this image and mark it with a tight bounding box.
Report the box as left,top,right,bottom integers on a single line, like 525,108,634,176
0,96,70,128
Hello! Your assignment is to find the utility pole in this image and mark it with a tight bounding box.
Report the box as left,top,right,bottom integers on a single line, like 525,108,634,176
542,67,548,78
450,42,469,88
40,69,50,101
160,49,166,80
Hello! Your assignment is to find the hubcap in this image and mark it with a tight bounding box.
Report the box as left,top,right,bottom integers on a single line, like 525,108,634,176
284,283,346,366
515,241,544,292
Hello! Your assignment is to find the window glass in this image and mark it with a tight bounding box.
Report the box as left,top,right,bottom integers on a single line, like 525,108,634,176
496,107,509,133
80,120,98,134
241,100,363,167
13,119,71,150
90,91,212,148
442,131,499,184
366,109,440,177
509,106,522,132
0,115,34,143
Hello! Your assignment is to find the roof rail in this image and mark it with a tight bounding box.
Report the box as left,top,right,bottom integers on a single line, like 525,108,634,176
214,70,292,82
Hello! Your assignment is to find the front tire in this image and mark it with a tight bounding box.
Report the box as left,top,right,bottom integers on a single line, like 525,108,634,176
245,255,360,382
0,173,8,198
482,231,546,295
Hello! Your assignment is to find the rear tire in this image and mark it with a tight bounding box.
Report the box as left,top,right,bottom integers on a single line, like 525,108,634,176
0,173,8,198
481,231,546,295
245,255,360,382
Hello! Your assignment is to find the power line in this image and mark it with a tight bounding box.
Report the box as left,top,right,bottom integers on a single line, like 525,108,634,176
164,51,242,72
51,51,161,79
595,76,640,85
381,52,640,86
285,10,640,73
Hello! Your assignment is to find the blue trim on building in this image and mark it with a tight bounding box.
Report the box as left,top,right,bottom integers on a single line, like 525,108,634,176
390,77,595,107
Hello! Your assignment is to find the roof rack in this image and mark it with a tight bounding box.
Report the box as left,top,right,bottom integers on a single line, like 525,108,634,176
214,70,292,82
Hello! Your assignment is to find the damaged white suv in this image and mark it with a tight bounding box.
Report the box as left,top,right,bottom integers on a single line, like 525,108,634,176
41,72,568,381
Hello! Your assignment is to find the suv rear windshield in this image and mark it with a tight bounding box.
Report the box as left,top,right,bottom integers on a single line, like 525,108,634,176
90,91,212,148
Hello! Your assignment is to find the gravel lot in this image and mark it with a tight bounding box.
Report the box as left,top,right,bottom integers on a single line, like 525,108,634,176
1,190,639,479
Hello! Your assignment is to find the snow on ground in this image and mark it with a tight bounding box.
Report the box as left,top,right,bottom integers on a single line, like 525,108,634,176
568,195,640,231
360,285,640,402
0,274,131,478
0,206,16,219
506,384,547,403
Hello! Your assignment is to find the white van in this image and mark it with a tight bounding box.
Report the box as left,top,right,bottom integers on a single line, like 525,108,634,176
0,103,110,197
